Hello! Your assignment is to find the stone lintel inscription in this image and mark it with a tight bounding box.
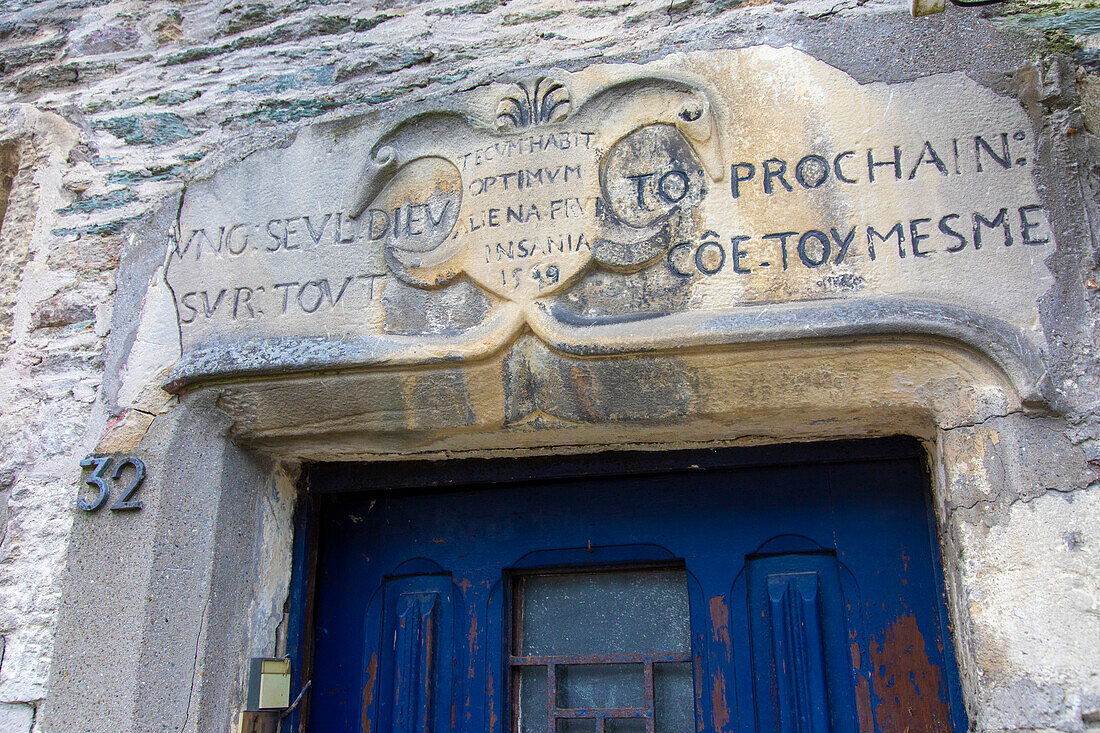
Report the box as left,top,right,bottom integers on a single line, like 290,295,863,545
163,47,1054,387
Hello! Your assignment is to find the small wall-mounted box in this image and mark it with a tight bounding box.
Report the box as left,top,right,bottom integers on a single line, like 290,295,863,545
238,711,279,733
911,0,946,15
246,657,292,711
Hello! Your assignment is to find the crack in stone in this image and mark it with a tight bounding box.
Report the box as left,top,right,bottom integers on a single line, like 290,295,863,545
807,0,873,20
950,480,1094,515
940,409,1027,432
179,592,211,733
942,409,1093,516
168,186,186,364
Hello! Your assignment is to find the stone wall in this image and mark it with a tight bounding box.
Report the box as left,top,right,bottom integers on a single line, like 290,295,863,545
0,105,92,732
0,0,1096,731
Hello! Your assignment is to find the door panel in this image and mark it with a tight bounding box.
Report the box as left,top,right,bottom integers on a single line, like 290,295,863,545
371,572,458,733
745,553,856,733
304,441,967,732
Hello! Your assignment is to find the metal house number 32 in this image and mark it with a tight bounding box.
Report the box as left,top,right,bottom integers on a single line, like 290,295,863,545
78,455,146,512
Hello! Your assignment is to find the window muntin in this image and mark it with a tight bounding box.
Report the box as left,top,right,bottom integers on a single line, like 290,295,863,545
511,567,695,733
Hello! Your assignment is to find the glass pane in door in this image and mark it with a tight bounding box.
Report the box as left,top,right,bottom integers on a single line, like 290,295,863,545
511,567,694,732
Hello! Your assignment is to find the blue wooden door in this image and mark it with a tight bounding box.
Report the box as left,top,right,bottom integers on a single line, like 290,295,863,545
296,439,967,732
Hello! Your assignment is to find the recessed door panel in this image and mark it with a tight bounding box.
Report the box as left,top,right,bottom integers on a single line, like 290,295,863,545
745,553,857,733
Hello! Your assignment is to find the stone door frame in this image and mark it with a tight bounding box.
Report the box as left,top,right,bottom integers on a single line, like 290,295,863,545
43,326,1038,731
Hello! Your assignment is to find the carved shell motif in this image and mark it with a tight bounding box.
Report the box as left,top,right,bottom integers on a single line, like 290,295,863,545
496,77,571,130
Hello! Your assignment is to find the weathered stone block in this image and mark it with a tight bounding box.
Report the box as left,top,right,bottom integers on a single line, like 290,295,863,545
0,702,33,733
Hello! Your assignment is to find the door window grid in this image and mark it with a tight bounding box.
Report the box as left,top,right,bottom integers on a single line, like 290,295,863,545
511,653,692,733
510,567,694,733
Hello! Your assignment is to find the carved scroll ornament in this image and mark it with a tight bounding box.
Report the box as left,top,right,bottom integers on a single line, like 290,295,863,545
344,75,725,306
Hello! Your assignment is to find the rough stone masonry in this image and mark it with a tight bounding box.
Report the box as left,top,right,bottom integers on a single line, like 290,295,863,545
0,0,1097,731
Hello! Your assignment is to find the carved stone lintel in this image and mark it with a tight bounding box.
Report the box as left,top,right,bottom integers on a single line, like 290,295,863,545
163,48,1055,402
